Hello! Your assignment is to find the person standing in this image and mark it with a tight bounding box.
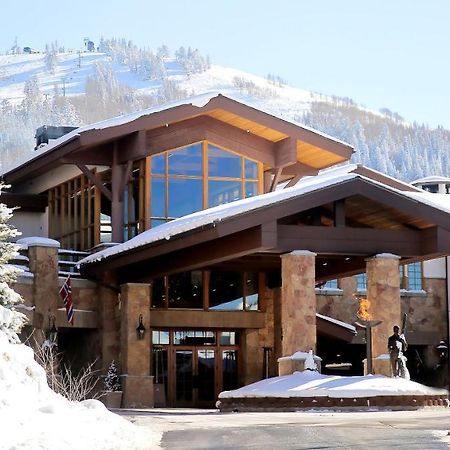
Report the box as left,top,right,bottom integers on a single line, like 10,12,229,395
388,325,407,377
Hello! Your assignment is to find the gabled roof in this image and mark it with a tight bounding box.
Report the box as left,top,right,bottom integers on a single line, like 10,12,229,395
79,163,450,271
2,93,353,185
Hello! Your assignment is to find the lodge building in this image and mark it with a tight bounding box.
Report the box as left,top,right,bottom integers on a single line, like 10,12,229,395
3,93,450,407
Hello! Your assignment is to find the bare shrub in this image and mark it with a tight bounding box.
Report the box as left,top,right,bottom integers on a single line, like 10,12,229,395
32,334,103,402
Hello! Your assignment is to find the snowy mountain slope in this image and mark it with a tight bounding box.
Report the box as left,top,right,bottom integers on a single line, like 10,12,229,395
0,49,449,181
0,51,316,115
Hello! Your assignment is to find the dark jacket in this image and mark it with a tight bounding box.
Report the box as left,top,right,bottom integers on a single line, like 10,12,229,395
388,333,407,353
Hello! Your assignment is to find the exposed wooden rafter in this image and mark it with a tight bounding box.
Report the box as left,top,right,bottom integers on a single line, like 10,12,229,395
76,164,112,201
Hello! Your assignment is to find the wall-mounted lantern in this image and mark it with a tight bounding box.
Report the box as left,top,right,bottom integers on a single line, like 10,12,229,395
48,315,58,344
136,314,146,340
436,339,448,360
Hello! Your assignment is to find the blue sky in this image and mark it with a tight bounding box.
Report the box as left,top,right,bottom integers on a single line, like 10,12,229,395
4,0,450,127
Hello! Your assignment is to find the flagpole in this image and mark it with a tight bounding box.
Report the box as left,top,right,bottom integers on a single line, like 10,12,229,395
58,274,71,294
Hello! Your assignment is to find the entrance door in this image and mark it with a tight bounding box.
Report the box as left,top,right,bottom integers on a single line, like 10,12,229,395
175,348,216,406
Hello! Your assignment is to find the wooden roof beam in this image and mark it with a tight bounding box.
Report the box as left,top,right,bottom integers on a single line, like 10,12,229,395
205,95,354,160
274,137,296,168
76,164,112,201
144,116,276,166
276,224,427,256
117,223,278,282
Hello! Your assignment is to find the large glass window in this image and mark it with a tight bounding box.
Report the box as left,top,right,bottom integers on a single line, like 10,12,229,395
149,142,261,227
168,143,203,176
152,330,170,345
208,144,241,178
151,154,165,174
321,279,338,290
208,180,242,207
400,262,423,291
168,271,203,309
244,272,259,310
151,178,165,217
209,271,244,310
245,182,258,199
174,330,216,345
168,178,203,217
152,277,167,308
152,271,259,310
357,273,367,291
408,262,422,290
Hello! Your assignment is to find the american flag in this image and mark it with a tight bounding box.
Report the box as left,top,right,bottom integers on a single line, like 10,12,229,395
59,275,74,325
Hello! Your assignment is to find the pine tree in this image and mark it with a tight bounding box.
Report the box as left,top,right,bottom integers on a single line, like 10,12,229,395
104,360,122,391
0,186,26,343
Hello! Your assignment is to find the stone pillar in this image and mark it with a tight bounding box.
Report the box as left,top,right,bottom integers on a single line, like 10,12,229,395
23,238,60,342
120,283,153,408
280,250,317,356
365,253,401,376
99,271,121,370
241,329,262,386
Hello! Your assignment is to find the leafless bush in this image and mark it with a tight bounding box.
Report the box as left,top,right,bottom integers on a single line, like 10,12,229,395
32,336,103,402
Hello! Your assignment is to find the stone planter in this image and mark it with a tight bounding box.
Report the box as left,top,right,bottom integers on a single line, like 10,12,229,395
102,391,123,409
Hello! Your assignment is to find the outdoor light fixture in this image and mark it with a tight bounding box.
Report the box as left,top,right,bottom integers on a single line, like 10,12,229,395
436,340,448,359
47,315,58,344
136,314,146,340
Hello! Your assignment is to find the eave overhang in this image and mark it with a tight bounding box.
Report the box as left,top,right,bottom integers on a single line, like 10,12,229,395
2,94,353,186
80,176,450,283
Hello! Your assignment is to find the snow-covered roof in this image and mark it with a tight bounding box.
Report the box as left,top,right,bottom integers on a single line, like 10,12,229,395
1,93,217,176
79,162,450,268
316,313,356,333
1,92,352,178
412,175,450,185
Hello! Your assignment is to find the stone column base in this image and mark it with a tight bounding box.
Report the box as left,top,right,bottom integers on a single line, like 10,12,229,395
363,355,391,377
121,375,154,408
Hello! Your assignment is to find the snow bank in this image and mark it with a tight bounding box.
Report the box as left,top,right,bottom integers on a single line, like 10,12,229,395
0,310,160,449
219,370,448,399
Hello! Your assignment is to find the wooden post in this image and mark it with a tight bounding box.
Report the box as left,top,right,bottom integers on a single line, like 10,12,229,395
111,142,124,243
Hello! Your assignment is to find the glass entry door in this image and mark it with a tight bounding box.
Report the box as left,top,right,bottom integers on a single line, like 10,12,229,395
175,348,216,406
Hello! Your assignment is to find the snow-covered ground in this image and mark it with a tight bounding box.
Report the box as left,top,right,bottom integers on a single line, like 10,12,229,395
219,369,448,399
0,305,161,450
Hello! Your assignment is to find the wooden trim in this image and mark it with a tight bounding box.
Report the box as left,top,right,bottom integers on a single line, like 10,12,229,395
276,224,425,256
269,168,282,192
112,225,276,282
334,200,346,227
94,186,101,246
202,140,208,209
285,175,301,188
150,310,265,329
205,95,354,158
274,137,296,168
144,157,151,230
145,116,277,166
282,162,319,177
354,165,421,192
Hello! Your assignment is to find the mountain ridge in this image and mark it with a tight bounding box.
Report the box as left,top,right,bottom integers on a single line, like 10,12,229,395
0,45,448,181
